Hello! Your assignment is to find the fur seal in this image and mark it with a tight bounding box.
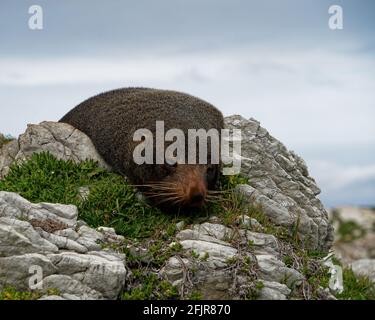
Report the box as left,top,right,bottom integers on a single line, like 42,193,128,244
60,88,224,209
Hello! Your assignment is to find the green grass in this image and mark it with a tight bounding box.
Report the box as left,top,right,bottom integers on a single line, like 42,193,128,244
336,268,375,300
0,152,183,239
0,152,248,241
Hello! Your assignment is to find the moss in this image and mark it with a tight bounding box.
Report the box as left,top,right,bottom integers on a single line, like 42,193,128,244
0,287,59,300
0,287,42,300
255,280,265,291
122,273,179,300
190,250,199,259
188,292,203,300
201,252,209,261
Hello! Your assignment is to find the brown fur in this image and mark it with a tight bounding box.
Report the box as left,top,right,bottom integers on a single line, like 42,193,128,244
59,87,224,208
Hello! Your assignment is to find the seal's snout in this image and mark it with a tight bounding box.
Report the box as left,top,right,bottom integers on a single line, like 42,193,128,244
186,175,207,208
191,192,204,203
189,191,205,207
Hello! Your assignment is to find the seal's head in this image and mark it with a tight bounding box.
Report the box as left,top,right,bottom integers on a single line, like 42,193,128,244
139,162,220,209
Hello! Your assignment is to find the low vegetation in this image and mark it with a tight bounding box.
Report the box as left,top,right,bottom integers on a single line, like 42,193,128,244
337,268,375,300
0,152,374,300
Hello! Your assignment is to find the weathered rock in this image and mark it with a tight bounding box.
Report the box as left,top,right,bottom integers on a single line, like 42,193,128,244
225,115,334,251
0,217,59,256
238,215,263,230
350,259,375,283
0,253,58,290
0,191,127,300
243,231,279,255
41,275,103,300
258,280,291,300
0,121,111,178
192,223,234,241
175,221,186,231
256,254,304,287
39,295,66,300
0,191,77,227
161,221,304,300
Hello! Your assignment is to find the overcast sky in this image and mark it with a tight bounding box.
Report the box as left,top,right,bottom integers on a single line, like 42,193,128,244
0,0,374,207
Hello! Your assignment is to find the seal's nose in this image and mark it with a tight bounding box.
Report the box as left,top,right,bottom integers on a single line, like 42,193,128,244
190,192,205,207
191,192,204,203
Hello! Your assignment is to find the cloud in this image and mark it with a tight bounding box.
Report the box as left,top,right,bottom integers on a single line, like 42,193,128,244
310,160,375,191
1,45,374,146
309,160,375,207
1,45,374,87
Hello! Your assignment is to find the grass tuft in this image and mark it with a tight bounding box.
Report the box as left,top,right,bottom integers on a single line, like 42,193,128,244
0,152,178,239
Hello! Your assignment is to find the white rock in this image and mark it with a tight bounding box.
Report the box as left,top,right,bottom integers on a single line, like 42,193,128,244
0,217,59,256
0,192,127,299
179,239,237,268
226,115,334,251
256,254,304,287
239,215,263,230
39,295,66,300
257,280,291,300
54,229,79,240
350,259,375,283
175,221,185,231
0,191,77,227
244,231,279,251
176,229,232,246
41,275,103,300
36,228,88,253
192,223,234,241
0,253,57,290
0,121,111,178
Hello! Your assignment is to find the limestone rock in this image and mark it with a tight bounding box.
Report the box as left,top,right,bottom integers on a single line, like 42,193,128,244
0,191,126,300
350,259,375,283
238,215,263,230
258,281,291,300
256,254,304,287
0,121,111,178
161,221,304,300
225,115,334,251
